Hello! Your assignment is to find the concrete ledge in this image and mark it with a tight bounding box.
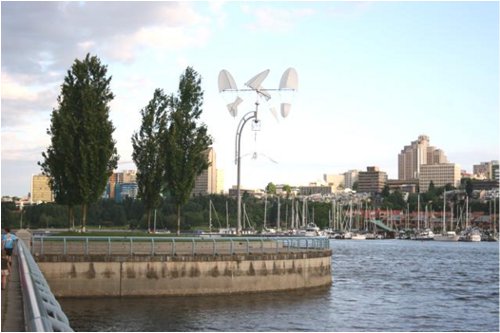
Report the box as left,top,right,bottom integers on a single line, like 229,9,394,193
35,249,332,263
36,250,332,297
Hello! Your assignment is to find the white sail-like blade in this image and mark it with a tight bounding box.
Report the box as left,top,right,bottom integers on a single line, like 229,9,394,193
245,69,270,90
279,68,298,90
227,96,243,117
270,107,279,122
280,103,291,118
218,69,238,92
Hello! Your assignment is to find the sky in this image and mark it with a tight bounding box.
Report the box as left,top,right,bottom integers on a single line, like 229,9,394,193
1,1,499,197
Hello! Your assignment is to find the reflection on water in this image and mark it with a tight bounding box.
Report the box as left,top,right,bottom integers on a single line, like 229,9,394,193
59,240,499,332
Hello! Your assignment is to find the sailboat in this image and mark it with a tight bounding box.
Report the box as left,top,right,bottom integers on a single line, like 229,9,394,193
434,191,459,242
459,196,481,242
413,194,434,240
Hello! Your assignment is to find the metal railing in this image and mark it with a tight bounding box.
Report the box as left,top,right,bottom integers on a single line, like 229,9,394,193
31,236,330,257
17,239,73,332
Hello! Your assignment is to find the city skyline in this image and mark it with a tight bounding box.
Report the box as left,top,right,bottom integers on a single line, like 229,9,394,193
2,1,499,197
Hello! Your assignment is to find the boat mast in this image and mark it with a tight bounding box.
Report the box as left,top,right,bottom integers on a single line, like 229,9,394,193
302,197,307,227
349,200,353,232
295,199,300,229
443,191,447,233
465,195,469,229
417,193,420,231
494,197,497,236
285,200,288,231
226,201,229,229
209,199,212,233
263,195,267,229
277,196,281,230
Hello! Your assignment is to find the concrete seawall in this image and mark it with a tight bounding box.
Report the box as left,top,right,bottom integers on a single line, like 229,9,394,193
36,251,332,297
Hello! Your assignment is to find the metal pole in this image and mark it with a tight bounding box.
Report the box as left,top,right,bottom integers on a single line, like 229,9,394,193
235,108,258,235
153,209,157,233
443,191,446,233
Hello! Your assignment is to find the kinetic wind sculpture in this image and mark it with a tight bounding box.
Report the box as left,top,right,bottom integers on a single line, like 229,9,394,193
218,68,298,234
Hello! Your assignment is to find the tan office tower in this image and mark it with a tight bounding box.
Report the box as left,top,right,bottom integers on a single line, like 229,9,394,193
398,135,448,181
193,147,217,196
419,163,461,191
31,174,54,203
343,170,359,190
216,169,225,194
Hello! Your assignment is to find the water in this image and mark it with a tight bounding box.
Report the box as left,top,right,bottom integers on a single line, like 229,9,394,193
59,240,499,332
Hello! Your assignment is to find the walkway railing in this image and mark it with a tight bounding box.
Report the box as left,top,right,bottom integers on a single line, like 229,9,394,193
17,239,73,332
31,236,330,257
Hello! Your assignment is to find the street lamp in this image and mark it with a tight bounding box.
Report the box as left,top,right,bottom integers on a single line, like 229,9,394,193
218,68,298,235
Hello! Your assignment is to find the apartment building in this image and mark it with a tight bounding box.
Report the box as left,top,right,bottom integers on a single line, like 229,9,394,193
419,163,461,192
323,173,345,192
343,170,359,190
398,135,448,180
31,174,54,203
473,161,499,180
192,147,217,196
358,166,388,194
216,169,225,194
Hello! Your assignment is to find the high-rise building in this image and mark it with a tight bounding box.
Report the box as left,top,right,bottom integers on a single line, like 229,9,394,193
31,174,54,203
427,147,448,165
118,170,137,183
115,183,139,203
398,135,448,180
216,169,225,194
419,163,461,191
323,173,344,192
358,166,387,194
107,173,118,199
192,147,217,196
473,161,499,180
105,170,138,201
344,170,359,189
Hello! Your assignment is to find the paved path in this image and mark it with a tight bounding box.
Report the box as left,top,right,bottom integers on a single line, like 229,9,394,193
1,252,25,332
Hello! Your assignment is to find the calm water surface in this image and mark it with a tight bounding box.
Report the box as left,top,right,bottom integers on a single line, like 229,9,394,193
59,240,499,331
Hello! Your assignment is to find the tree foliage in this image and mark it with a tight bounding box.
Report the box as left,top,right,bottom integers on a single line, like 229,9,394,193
266,182,277,195
163,67,213,234
132,89,169,232
39,54,118,231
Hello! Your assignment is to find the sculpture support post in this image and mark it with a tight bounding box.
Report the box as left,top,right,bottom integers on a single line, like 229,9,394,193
219,68,297,235
235,106,258,235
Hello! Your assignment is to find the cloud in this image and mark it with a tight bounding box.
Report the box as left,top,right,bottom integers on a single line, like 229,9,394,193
1,72,38,101
1,2,211,76
1,72,58,128
1,126,49,161
244,6,316,32
0,1,215,161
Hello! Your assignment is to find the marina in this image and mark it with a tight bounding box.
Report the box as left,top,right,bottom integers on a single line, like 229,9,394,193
59,239,499,332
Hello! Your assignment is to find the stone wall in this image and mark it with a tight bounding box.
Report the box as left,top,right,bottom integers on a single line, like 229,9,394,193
36,251,332,297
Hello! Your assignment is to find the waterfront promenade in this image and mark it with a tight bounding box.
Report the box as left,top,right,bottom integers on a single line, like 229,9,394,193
1,250,24,332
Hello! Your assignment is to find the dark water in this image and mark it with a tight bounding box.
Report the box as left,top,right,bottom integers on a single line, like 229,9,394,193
59,240,499,332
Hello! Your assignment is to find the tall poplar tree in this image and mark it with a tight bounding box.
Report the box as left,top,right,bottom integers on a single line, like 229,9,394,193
132,89,169,232
163,67,213,234
40,54,118,231
39,95,80,229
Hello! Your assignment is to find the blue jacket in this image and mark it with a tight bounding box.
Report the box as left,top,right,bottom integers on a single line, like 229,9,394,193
2,233,17,249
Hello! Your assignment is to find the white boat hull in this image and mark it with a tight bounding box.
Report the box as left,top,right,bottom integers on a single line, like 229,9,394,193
351,234,366,240
434,232,459,242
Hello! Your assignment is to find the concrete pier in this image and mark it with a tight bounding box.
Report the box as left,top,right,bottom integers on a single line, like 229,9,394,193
36,250,332,297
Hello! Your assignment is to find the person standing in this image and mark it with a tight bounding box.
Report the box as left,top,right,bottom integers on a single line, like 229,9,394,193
1,249,9,289
2,228,17,268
